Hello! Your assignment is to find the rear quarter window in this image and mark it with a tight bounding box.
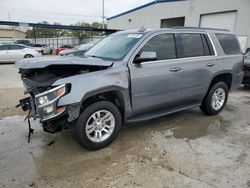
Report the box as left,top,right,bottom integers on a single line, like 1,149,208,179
216,34,241,55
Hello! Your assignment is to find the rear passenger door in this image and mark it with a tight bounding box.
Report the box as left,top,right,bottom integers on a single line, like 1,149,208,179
174,33,216,105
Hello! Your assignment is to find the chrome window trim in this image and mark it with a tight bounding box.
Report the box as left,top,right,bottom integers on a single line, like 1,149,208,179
134,55,218,65
207,33,218,56
129,31,218,66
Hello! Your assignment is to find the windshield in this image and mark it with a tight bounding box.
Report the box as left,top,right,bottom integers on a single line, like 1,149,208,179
85,33,142,61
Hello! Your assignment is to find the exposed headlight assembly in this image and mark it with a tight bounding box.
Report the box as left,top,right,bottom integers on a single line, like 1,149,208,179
35,84,67,121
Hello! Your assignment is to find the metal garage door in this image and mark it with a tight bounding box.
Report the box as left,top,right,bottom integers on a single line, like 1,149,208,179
200,11,237,32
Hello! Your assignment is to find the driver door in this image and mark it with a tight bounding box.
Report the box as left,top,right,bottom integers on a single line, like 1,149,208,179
129,33,183,116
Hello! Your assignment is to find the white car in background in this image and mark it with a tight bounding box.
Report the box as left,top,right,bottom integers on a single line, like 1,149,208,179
31,44,54,55
0,44,42,63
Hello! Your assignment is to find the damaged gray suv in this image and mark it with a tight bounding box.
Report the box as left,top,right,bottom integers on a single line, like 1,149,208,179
16,28,243,150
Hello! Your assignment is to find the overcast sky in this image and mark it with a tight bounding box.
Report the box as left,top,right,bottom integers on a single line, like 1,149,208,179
0,0,152,25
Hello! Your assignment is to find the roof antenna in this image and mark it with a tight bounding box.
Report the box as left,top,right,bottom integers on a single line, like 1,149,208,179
138,26,146,32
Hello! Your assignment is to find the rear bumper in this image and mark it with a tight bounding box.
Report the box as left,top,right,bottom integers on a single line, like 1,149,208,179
242,69,250,84
231,71,244,90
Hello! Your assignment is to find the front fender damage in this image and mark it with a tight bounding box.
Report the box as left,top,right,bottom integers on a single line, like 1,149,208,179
16,59,114,141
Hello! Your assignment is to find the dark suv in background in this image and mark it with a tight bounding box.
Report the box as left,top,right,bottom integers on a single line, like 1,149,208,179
14,39,32,46
16,27,243,150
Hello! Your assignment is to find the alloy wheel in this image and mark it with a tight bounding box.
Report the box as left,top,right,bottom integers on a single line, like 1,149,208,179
85,110,115,143
211,88,226,110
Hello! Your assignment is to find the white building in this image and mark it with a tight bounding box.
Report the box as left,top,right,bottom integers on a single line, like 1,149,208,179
107,0,250,51
0,26,26,43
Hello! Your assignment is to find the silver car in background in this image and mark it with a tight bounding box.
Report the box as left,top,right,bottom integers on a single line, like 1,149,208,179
59,42,96,56
31,44,54,55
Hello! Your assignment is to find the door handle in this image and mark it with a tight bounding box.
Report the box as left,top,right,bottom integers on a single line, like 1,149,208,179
206,63,215,67
170,67,182,72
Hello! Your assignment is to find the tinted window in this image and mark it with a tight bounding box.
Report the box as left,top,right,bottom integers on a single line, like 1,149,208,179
15,40,31,44
216,34,241,55
32,44,43,47
201,35,210,56
60,45,72,48
10,45,25,50
201,34,215,56
178,33,204,58
140,33,176,60
0,45,9,50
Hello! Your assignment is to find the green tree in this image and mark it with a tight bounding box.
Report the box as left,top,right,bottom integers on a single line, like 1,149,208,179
26,21,106,39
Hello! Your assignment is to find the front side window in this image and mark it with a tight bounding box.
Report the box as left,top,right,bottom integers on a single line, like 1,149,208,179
140,33,176,60
216,34,241,55
85,33,142,61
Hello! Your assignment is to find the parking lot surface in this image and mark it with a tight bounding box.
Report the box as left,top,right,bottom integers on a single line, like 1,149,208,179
0,64,250,188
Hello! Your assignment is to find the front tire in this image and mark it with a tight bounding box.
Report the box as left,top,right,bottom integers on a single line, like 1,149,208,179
74,101,122,150
24,54,34,58
200,82,228,115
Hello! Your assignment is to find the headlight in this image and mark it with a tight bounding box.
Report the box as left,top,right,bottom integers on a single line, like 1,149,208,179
35,84,67,121
38,96,49,106
36,85,66,107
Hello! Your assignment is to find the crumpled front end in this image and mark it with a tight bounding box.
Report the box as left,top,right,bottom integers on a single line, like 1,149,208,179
17,78,72,133
16,57,113,133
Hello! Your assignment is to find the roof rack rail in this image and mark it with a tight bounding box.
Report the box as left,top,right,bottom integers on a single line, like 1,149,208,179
171,26,230,32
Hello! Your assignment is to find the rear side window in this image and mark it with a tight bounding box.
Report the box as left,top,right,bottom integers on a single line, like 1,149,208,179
141,33,176,60
216,34,241,55
201,34,215,56
177,33,204,58
10,45,25,50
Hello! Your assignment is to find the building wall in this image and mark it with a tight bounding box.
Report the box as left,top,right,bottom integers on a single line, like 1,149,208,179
107,0,250,50
0,29,26,39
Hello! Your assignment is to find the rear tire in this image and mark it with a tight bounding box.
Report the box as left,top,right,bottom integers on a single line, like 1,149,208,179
200,82,228,115
74,101,122,150
50,49,53,54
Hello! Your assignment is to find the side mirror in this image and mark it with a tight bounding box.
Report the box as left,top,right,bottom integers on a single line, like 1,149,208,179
134,51,157,64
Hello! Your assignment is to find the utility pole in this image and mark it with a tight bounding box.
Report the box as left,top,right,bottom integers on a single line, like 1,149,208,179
102,0,105,29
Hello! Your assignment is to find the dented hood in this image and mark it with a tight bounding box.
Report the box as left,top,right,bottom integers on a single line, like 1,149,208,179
15,56,113,69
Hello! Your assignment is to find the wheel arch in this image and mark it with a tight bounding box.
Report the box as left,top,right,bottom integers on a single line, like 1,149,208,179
206,72,232,97
24,54,34,58
81,87,128,122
